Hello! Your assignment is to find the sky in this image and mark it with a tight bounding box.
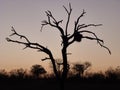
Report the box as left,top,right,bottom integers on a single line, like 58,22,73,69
0,0,120,72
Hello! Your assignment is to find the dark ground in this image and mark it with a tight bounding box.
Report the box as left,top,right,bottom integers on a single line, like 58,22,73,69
0,78,120,90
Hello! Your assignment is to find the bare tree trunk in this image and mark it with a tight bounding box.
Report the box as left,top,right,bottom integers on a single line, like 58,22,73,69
62,47,68,79
49,53,60,80
60,46,68,90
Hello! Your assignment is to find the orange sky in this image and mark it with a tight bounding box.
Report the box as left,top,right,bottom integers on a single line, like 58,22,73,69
0,0,120,72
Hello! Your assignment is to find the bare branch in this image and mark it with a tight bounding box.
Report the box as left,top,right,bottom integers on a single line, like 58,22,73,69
63,5,69,14
6,37,46,52
79,30,111,54
82,36,103,43
46,10,57,23
68,10,86,40
66,53,72,55
6,38,28,46
41,57,51,61
67,29,111,54
83,36,111,54
102,46,111,54
68,29,103,45
74,9,86,31
68,38,75,46
6,28,54,55
79,30,104,43
63,3,72,35
58,20,63,25
77,24,102,30
10,26,30,43
41,11,64,36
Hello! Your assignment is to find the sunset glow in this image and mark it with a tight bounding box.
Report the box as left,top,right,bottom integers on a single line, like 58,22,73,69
0,0,120,72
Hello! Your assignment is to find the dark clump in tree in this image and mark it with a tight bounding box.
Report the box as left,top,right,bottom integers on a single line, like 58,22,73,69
6,3,111,90
74,32,83,42
30,64,46,78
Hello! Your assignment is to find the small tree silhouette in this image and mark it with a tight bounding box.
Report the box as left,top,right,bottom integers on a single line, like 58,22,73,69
73,62,91,77
9,68,27,79
105,66,120,80
30,64,46,78
0,69,8,79
6,3,111,90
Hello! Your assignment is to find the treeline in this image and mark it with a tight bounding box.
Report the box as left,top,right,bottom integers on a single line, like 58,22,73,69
0,63,120,90
0,64,120,81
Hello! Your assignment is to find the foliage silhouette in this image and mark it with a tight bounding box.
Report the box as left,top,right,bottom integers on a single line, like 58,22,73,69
9,68,27,79
72,61,91,77
105,66,120,80
6,3,111,90
0,66,120,90
30,64,46,78
0,69,8,80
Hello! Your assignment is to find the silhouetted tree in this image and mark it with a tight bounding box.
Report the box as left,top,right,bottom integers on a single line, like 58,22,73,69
30,64,46,78
9,68,27,79
73,62,91,77
88,71,105,81
0,69,8,79
105,66,120,80
6,3,111,90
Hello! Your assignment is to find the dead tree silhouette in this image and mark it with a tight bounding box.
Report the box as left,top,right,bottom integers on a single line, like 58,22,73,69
6,3,111,90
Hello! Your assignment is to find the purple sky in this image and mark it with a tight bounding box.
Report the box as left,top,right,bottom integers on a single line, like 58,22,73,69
0,0,120,72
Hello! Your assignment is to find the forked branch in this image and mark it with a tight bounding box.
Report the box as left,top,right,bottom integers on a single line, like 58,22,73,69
79,30,104,43
10,26,30,43
83,36,111,54
74,9,86,30
6,27,52,55
79,30,111,54
6,27,60,78
41,10,64,36
63,3,72,35
68,29,111,54
77,24,102,31
41,57,51,61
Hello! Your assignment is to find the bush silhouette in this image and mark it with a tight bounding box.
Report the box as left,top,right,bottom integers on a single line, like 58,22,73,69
0,69,8,80
105,66,120,80
9,68,27,79
72,62,91,77
0,66,120,90
30,64,46,78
